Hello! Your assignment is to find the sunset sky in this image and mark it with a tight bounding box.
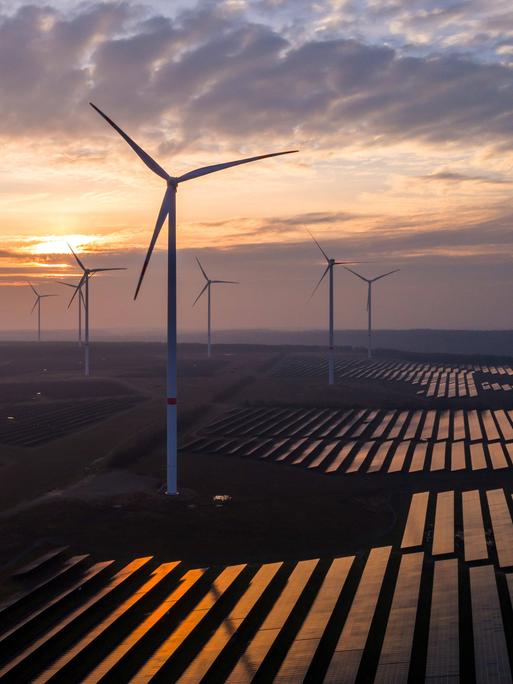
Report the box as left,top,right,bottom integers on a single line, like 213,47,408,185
1,0,513,335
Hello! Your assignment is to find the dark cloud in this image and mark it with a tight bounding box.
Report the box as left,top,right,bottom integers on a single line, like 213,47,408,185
1,2,513,152
419,171,513,184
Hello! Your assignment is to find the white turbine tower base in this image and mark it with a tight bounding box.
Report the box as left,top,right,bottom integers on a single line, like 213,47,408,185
308,233,362,385
91,102,297,495
344,267,400,359
193,257,238,358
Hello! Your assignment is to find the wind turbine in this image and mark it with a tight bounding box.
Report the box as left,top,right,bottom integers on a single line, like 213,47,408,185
67,244,126,377
28,283,57,342
344,267,399,359
193,258,238,358
309,232,361,385
58,280,85,346
90,102,297,495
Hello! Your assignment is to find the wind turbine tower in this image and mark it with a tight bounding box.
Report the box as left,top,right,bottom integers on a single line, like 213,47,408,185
91,102,297,494
309,232,361,385
193,257,238,357
28,283,57,342
58,280,85,346
344,267,399,359
67,245,126,376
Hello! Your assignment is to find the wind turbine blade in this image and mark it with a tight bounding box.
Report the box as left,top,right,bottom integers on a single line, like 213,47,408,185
30,299,38,313
68,274,86,309
196,258,209,281
90,103,170,181
212,280,238,284
310,265,330,298
40,294,58,298
57,281,78,289
192,282,209,306
334,261,366,265
134,187,172,299
343,266,369,282
307,230,330,263
27,282,39,296
371,269,400,282
67,243,87,272
177,150,298,183
89,268,127,273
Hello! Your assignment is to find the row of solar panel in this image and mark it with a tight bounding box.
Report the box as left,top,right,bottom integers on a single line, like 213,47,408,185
1,543,512,681
402,488,513,568
203,406,513,443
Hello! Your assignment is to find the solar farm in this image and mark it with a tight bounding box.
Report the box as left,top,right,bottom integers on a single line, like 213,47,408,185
184,406,513,476
273,355,513,398
2,487,513,681
3,342,513,682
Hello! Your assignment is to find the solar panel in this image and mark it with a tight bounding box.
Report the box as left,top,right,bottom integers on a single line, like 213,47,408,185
436,410,450,441
420,411,436,441
432,491,454,556
462,491,488,562
387,411,409,439
469,443,487,471
409,443,427,472
273,556,354,683
344,443,373,473
425,559,459,681
404,411,422,440
481,410,500,441
387,441,411,473
487,490,513,568
176,563,282,683
430,442,446,471
323,547,392,683
470,566,512,683
453,410,466,440
225,560,318,683
450,442,466,471
367,441,394,473
467,410,483,441
487,442,509,470
325,441,358,474
129,565,246,682
75,570,199,684
0,557,153,680
401,492,429,549
333,410,365,438
374,553,424,683
494,410,513,441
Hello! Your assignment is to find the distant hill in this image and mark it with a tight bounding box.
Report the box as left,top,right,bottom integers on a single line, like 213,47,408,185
2,328,513,358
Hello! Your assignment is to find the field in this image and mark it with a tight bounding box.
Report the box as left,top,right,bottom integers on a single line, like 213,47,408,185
1,341,513,681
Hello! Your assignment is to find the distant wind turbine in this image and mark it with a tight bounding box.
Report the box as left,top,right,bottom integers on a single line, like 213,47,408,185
309,231,362,385
90,101,298,495
344,267,399,359
58,280,85,347
28,283,57,342
193,258,238,358
67,244,126,376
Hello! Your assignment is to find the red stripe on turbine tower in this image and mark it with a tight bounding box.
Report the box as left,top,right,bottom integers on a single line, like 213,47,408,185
167,398,177,405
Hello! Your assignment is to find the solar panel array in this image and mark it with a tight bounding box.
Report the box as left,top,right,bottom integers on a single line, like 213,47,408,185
273,356,513,397
3,488,513,682
0,396,142,447
183,406,513,476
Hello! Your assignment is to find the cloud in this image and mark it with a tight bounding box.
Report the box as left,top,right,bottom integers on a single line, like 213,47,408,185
1,1,513,156
419,170,513,184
